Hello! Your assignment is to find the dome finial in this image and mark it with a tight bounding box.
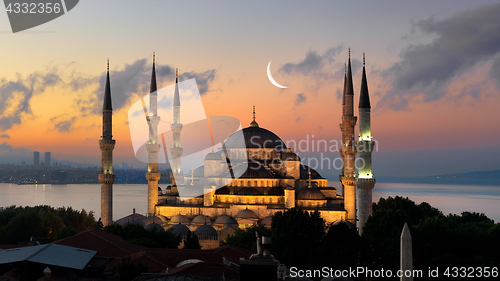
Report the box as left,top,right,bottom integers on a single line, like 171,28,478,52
308,170,312,188
176,68,178,79
153,52,155,63
363,52,365,67
107,59,109,71
249,105,259,127
348,47,350,58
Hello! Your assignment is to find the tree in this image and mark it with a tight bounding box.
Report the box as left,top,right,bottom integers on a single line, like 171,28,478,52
324,221,359,270
220,225,270,252
0,205,96,245
114,256,148,281
360,196,500,280
103,223,181,249
57,226,79,240
271,208,326,269
183,232,201,249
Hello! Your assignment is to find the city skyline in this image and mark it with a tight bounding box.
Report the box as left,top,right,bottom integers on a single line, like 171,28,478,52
0,1,499,177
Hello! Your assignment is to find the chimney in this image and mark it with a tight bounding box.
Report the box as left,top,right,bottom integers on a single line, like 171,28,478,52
262,236,271,256
240,229,278,281
43,266,51,281
255,231,263,255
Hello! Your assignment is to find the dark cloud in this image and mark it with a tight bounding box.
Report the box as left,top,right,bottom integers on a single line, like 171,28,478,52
52,116,77,132
280,45,343,77
384,3,500,109
182,69,216,96
0,70,62,130
295,93,307,106
0,134,10,138
77,59,216,115
489,55,500,86
457,80,486,100
0,58,216,129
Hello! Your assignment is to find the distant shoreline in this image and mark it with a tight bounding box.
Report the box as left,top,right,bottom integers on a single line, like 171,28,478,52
7,177,500,186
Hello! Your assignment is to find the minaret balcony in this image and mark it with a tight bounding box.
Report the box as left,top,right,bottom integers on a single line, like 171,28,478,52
98,173,116,184
145,172,161,182
340,176,356,186
341,116,357,126
99,139,116,151
171,123,183,132
341,145,357,155
356,140,375,152
356,177,376,189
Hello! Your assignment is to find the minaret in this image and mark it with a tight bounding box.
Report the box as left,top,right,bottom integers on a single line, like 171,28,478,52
340,63,347,197
356,53,376,234
170,68,184,185
98,60,116,226
146,53,161,217
339,48,357,224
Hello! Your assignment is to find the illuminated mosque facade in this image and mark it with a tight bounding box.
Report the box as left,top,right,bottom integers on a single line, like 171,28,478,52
99,49,375,248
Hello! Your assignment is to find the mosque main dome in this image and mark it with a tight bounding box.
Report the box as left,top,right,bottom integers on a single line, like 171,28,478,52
223,123,287,149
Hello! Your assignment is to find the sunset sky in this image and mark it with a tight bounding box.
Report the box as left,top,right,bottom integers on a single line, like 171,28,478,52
0,0,499,177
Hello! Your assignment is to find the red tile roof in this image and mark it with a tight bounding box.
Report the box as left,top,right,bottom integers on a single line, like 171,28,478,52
169,262,239,280
103,245,251,275
105,251,170,273
211,245,252,265
54,228,147,258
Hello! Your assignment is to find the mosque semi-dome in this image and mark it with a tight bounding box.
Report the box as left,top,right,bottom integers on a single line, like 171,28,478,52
215,186,230,195
223,217,239,229
297,186,326,200
170,214,190,224
214,215,231,226
145,222,164,231
191,215,211,225
194,224,218,236
260,216,272,228
235,208,259,220
267,186,284,196
170,223,191,235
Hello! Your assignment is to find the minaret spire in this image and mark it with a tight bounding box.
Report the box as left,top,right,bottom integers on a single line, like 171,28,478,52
170,67,184,186
173,68,180,107
99,60,116,226
359,53,371,109
150,53,157,95
356,52,376,234
103,60,112,111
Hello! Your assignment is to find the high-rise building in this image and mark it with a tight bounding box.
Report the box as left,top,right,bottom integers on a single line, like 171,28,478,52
98,60,116,227
44,152,51,168
33,151,39,166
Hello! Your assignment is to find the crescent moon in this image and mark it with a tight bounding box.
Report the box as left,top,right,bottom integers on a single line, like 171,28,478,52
267,60,288,89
